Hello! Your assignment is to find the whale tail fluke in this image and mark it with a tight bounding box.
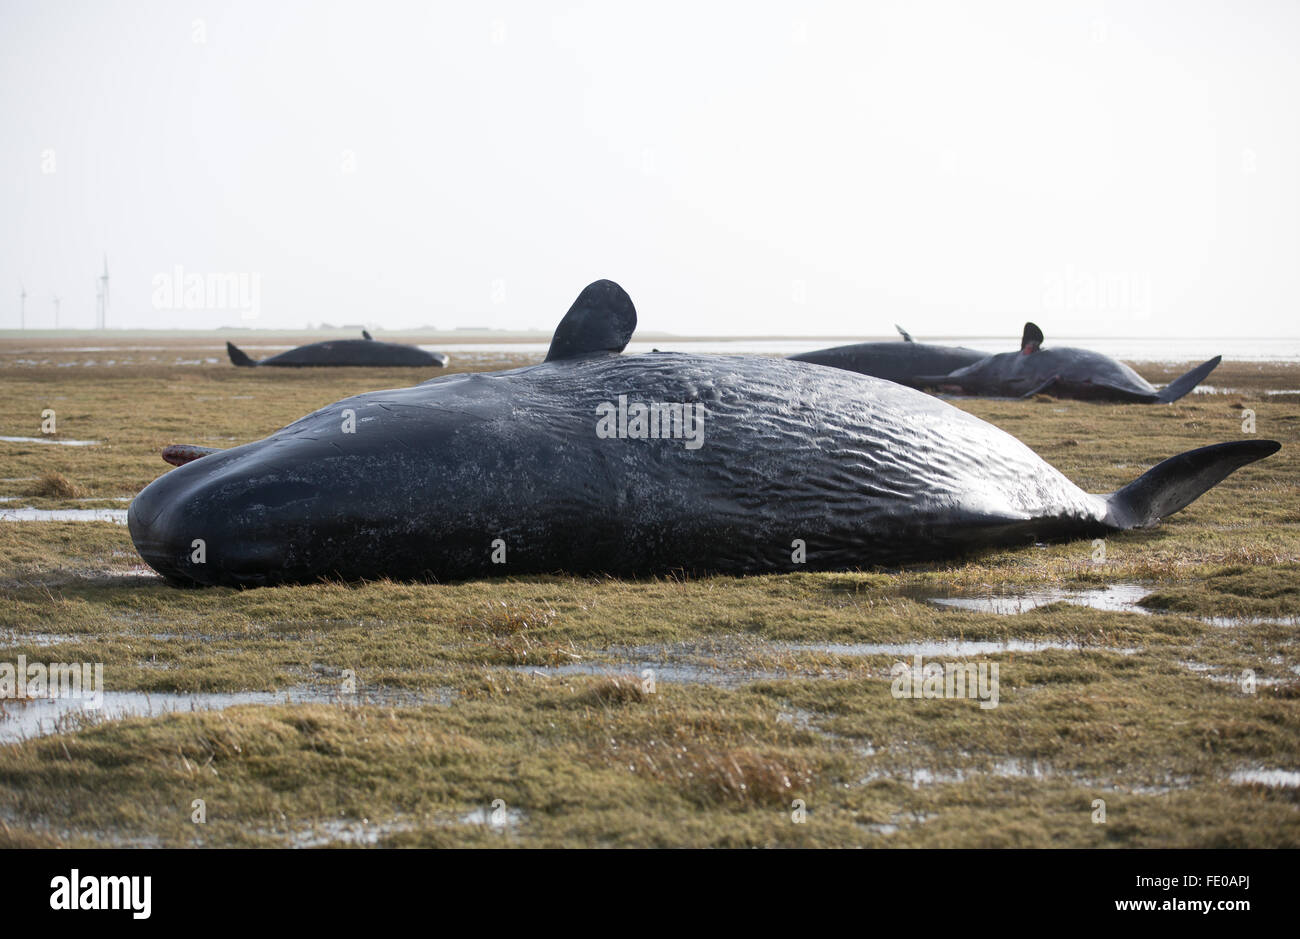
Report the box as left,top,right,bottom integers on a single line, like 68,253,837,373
1155,355,1222,403
896,324,914,342
1103,439,1280,529
226,342,257,367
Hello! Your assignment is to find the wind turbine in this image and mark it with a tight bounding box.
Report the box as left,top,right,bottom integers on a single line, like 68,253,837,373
53,294,61,329
96,255,109,329
19,283,26,330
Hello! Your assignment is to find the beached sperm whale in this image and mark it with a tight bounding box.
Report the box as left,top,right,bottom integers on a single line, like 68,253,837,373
789,326,987,390
226,331,448,368
913,323,1220,402
129,281,1279,587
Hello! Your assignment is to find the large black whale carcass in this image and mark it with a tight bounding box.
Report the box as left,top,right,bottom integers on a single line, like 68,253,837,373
129,282,1278,586
914,323,1221,402
226,331,448,368
788,326,987,390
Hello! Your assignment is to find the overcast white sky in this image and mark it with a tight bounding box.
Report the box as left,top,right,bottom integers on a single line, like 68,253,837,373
2,0,1297,335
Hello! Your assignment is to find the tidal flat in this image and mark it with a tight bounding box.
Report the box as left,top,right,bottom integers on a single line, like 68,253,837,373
0,337,1297,847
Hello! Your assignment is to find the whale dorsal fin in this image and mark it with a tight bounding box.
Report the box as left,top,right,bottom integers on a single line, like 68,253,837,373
362,329,373,340
895,324,913,342
1021,322,1044,354
544,280,637,362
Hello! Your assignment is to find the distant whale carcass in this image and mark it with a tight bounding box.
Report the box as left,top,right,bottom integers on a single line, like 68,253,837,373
789,326,987,389
130,282,1278,586
226,331,448,368
914,323,1220,403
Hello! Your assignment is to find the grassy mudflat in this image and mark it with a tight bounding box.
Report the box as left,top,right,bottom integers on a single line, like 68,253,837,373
0,339,1297,847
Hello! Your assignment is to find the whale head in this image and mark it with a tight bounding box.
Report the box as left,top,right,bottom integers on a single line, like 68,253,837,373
129,281,637,586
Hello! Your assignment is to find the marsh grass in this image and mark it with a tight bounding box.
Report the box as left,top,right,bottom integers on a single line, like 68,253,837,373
25,472,85,499
0,339,1297,846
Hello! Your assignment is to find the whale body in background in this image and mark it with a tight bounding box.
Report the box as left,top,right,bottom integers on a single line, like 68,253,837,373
226,331,448,368
789,326,986,389
130,282,1278,586
913,323,1220,403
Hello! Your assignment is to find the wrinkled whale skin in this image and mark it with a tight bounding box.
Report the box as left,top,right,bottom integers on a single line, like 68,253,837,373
131,352,1129,586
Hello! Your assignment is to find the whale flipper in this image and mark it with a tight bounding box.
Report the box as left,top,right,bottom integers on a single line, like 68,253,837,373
362,330,373,341
1020,374,1061,398
1103,440,1280,529
544,280,637,362
1155,355,1222,404
226,342,257,367
1021,322,1044,354
913,373,958,388
896,325,914,342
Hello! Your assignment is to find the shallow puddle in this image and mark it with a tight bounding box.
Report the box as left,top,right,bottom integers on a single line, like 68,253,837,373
1179,661,1288,687
1203,615,1300,628
281,818,417,848
455,806,527,831
511,660,788,688
0,507,128,523
0,685,434,743
790,639,1136,657
915,582,1296,628
1230,768,1300,788
860,759,1196,794
861,759,1056,788
923,583,1153,616
0,436,100,447
0,632,89,648
273,805,526,846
